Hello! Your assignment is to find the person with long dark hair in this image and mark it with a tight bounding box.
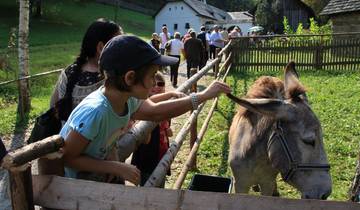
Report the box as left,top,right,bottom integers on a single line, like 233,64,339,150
50,18,122,121
39,19,122,177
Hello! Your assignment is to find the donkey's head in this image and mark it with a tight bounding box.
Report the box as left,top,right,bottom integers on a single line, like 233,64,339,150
230,62,332,199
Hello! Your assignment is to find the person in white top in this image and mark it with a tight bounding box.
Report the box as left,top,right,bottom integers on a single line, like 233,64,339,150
209,25,224,59
159,26,171,55
167,32,184,87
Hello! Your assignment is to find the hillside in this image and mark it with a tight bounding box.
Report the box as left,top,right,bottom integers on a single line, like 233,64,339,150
0,0,154,135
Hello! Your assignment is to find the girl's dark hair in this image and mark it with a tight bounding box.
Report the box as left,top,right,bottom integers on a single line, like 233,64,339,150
57,18,121,121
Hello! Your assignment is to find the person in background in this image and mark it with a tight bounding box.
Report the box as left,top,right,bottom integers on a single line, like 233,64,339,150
167,32,184,87
131,72,179,186
42,18,122,177
159,26,171,55
209,25,224,59
50,18,122,118
184,31,204,78
60,35,231,185
220,26,229,45
182,28,194,43
149,33,161,52
229,26,242,38
197,26,209,69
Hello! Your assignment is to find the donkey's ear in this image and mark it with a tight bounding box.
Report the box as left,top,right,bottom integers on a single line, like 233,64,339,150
227,94,294,119
284,61,306,99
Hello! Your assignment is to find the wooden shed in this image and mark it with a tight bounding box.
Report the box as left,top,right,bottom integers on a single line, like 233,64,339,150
320,0,360,33
250,0,315,32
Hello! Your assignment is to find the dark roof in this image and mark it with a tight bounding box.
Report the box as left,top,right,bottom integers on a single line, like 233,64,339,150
154,0,231,21
320,0,360,15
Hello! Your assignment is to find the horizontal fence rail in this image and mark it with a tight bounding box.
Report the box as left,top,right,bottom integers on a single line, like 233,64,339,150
231,33,360,71
0,68,63,87
33,175,360,210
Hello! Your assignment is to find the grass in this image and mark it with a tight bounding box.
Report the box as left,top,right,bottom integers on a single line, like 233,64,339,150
180,69,360,201
0,0,154,135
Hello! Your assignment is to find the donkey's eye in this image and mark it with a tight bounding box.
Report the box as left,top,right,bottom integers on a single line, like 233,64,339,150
302,138,315,147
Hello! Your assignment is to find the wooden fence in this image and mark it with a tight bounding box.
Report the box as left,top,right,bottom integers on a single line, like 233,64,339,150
231,33,360,71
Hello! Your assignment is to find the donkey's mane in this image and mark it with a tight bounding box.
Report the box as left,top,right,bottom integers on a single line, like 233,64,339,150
237,76,285,118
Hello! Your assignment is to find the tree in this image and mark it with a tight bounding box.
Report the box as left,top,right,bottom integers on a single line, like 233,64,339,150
302,0,330,15
18,0,31,121
255,0,273,32
29,0,42,17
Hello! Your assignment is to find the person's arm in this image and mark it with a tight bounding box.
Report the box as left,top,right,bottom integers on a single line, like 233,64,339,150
149,91,186,103
63,130,140,185
132,81,230,121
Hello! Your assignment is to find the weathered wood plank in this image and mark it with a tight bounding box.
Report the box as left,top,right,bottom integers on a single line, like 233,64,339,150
33,175,360,210
10,166,34,210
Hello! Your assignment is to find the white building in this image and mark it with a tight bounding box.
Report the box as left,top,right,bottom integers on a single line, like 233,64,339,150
154,0,254,36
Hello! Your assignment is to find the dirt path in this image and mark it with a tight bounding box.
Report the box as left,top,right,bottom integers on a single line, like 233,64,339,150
161,61,215,189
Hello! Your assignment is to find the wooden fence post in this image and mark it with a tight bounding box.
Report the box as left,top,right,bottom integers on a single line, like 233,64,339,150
9,165,34,210
189,67,198,169
213,48,221,77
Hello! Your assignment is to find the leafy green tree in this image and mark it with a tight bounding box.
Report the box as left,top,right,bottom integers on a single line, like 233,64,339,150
255,0,273,31
302,0,330,15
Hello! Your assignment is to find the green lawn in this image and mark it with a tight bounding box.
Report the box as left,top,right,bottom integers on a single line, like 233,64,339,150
182,69,360,201
0,0,154,135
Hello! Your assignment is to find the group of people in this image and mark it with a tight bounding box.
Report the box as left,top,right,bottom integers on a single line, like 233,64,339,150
37,18,230,187
148,25,242,87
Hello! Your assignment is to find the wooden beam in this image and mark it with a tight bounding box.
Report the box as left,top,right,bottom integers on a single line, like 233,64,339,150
10,166,34,210
1,135,64,169
144,103,206,187
33,175,360,210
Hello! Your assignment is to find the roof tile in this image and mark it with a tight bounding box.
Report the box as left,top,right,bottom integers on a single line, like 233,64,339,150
321,0,360,15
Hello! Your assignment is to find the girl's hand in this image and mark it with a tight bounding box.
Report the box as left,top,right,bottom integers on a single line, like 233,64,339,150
171,91,187,99
116,163,141,185
199,81,231,101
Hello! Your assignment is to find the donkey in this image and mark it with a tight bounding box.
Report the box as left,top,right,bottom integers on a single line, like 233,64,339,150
228,62,332,199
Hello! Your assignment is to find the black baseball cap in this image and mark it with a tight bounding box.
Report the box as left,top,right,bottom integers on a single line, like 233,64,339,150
99,35,178,74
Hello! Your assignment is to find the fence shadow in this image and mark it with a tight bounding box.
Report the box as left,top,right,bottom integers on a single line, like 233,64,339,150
10,110,30,150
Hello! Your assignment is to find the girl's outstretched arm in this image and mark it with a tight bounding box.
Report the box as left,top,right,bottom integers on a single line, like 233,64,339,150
149,91,186,103
133,81,230,121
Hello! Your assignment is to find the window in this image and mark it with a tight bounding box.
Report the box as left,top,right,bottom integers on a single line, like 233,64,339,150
169,7,171,11
181,6,183,10
175,6,177,10
185,23,190,29
174,23,178,30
